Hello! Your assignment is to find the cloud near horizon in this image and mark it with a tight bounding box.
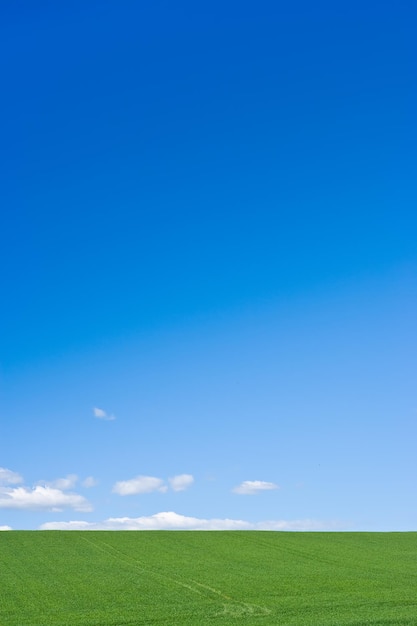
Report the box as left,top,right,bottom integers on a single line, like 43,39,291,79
232,480,279,495
39,512,335,531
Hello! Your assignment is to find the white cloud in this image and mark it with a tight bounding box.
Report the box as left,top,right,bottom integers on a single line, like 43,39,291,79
112,475,167,496
39,512,335,531
169,474,194,492
42,474,78,491
82,476,98,488
93,407,116,421
40,520,93,530
0,525,12,531
0,469,92,513
0,485,92,512
0,468,23,485
232,480,279,495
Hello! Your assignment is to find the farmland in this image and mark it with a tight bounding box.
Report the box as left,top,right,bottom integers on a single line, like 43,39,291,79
0,531,416,625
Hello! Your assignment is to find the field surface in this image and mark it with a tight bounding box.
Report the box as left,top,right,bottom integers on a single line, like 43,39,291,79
0,531,416,625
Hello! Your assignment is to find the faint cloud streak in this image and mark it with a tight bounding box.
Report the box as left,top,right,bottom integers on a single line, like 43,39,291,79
93,407,116,421
232,480,279,495
168,474,194,492
112,475,167,496
82,476,98,488
0,468,23,485
39,512,338,531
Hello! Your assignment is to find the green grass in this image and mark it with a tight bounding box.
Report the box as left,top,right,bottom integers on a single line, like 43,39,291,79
1,531,416,625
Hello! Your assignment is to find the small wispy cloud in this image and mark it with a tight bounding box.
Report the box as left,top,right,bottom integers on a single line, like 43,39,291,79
112,475,167,496
168,474,194,492
232,480,279,495
93,407,116,421
82,476,98,488
112,473,195,495
42,474,78,491
0,525,12,531
39,512,337,531
0,468,23,485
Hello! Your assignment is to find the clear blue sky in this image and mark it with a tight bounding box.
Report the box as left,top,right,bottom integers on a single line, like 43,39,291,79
1,0,416,531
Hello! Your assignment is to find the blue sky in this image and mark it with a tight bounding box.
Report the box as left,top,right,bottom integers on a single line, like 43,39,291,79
1,0,416,531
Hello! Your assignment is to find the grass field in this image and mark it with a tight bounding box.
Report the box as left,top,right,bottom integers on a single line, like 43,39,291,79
0,531,416,625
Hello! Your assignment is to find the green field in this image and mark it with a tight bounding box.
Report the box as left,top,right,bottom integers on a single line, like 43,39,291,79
1,531,416,625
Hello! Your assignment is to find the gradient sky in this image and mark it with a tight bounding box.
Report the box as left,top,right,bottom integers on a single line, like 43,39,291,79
1,0,416,531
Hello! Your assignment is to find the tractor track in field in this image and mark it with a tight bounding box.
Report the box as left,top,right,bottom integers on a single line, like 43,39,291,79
78,534,271,618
